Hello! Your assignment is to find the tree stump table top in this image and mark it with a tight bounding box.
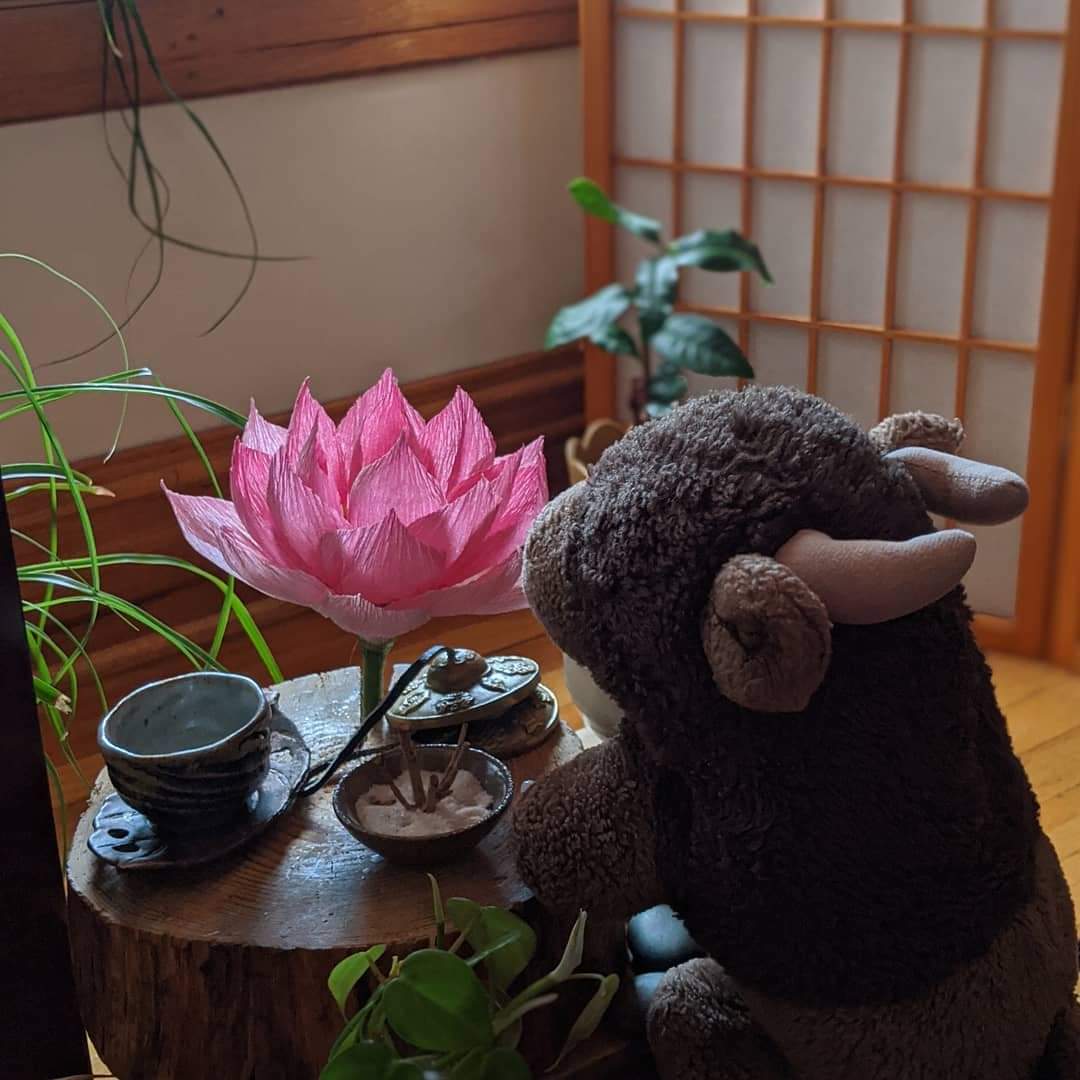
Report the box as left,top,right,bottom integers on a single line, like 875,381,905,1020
67,666,583,1079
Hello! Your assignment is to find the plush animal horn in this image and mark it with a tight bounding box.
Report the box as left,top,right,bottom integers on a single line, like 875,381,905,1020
775,528,976,625
887,446,1029,525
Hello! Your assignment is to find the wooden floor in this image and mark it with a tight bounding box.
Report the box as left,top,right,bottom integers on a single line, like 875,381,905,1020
71,611,1080,1078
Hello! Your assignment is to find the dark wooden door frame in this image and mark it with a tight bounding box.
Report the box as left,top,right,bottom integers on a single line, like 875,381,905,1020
0,488,89,1079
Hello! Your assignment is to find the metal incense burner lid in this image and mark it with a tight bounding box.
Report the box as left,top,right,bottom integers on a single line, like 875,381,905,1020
387,649,541,731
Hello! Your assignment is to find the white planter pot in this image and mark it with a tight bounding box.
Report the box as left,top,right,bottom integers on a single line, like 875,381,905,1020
563,654,623,741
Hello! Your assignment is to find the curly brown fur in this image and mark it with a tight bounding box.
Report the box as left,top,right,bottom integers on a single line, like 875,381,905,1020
523,386,1040,1007
513,731,664,920
737,831,1077,1079
648,958,792,1080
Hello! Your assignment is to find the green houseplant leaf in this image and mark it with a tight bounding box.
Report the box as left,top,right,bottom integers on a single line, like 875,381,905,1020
383,949,494,1052
450,1046,531,1080
652,314,754,378
547,974,620,1071
545,284,635,353
446,897,537,991
568,177,662,244
328,945,387,1018
319,1040,393,1080
634,256,679,344
669,229,773,282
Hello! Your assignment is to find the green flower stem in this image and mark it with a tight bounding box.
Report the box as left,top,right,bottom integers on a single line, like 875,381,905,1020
360,638,393,721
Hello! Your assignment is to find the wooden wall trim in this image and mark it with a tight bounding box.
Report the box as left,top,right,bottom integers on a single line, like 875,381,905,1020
13,346,583,795
1,0,579,127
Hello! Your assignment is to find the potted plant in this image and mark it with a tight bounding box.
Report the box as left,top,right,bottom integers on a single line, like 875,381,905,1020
546,177,771,471
544,179,771,736
321,877,618,1078
2,254,283,840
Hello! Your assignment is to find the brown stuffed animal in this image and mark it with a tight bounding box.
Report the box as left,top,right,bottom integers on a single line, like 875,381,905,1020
514,386,1079,1079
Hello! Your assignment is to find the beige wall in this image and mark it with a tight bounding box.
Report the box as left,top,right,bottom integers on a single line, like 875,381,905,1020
0,47,583,463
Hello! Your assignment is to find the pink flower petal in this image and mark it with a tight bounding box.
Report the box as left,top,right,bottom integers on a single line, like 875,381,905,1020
267,449,347,575
316,593,431,644
162,486,246,571
406,478,499,563
295,424,347,514
216,525,329,608
391,551,526,617
230,441,288,564
163,486,326,609
421,387,496,498
338,369,427,484
319,512,446,604
486,437,547,529
347,433,444,528
284,380,344,493
241,400,288,455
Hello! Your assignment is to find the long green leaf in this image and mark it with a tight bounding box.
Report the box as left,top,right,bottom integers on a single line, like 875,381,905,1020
634,256,678,345
0,380,246,428
21,553,283,683
668,228,773,282
328,945,386,1019
545,285,634,353
651,314,754,378
568,178,662,245
547,974,620,1071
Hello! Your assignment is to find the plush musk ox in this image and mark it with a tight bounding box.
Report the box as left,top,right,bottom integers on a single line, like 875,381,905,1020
514,386,1079,1079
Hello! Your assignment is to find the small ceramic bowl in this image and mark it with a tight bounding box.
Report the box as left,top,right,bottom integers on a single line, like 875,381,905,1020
98,671,272,831
333,745,513,866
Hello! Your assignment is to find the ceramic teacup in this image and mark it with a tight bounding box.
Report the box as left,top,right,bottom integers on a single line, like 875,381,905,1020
98,671,272,831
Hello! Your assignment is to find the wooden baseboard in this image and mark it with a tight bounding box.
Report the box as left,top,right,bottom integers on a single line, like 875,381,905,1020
12,346,583,786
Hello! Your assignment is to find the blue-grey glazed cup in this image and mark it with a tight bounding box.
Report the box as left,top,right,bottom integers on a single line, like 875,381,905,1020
98,672,272,831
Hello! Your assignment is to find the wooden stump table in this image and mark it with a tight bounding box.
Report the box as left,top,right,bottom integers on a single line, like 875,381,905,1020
67,667,584,1079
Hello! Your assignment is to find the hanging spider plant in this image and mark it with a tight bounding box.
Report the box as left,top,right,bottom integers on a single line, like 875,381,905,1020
2,254,282,840
65,1,301,364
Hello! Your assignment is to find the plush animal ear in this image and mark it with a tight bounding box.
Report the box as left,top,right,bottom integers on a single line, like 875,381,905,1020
886,446,1029,525
701,554,832,713
868,411,964,454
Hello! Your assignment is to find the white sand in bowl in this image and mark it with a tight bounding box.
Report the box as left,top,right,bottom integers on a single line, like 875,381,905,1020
355,768,494,837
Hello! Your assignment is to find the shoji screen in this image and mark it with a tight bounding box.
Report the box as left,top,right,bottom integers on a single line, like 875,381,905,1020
581,0,1080,654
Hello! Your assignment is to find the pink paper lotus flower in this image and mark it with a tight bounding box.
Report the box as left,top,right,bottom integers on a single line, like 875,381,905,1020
164,370,547,643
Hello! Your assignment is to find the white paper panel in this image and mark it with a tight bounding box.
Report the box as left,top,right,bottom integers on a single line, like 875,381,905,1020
833,0,902,20
614,167,673,286
616,0,676,7
997,0,1068,30
759,0,824,14
960,352,1034,617
889,342,958,417
913,0,984,24
615,20,675,160
686,0,749,11
755,29,823,173
895,194,968,334
749,323,810,388
821,187,890,325
685,317,743,398
817,334,881,428
751,181,815,315
905,36,981,185
973,201,1048,344
685,24,747,167
681,174,744,311
985,41,1063,194
827,32,900,179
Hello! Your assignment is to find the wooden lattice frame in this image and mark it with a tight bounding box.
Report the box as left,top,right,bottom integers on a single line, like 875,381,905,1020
580,0,1080,655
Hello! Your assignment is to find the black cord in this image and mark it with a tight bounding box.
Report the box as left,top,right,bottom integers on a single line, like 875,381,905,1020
295,645,451,797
